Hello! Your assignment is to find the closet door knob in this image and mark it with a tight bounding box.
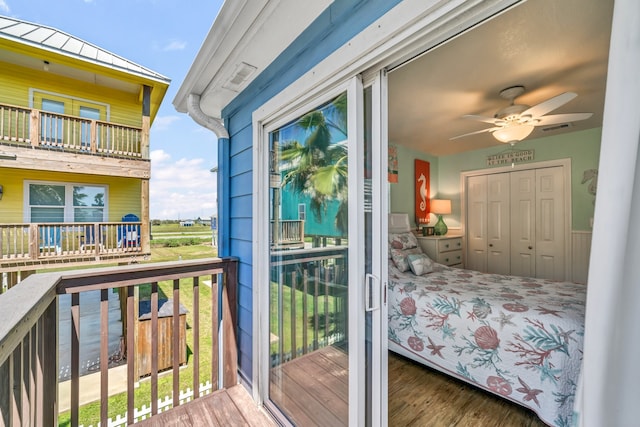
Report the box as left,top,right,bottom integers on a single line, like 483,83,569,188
489,243,493,247
528,246,533,250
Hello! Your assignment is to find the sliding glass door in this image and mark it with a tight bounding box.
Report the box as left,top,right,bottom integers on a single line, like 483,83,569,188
263,74,388,425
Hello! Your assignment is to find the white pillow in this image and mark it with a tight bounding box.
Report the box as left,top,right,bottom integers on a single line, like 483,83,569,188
407,253,434,275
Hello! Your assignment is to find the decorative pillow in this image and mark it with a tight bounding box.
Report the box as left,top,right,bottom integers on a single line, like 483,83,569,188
390,247,422,272
388,232,419,250
407,253,434,276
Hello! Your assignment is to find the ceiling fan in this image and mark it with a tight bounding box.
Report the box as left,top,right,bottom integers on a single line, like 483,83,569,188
450,85,593,145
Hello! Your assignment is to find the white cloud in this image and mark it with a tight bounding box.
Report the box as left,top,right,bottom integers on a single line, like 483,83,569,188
163,40,187,51
151,115,181,132
0,0,10,13
150,150,216,220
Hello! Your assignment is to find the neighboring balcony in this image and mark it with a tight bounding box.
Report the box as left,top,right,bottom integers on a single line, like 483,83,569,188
1,221,147,273
0,102,150,177
270,219,305,250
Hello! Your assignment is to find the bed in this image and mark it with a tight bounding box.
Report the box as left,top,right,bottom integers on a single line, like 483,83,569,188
387,214,586,427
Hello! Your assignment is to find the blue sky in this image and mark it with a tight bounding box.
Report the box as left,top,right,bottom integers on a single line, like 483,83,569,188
1,0,224,220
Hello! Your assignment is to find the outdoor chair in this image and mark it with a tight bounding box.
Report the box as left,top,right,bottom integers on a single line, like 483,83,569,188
118,213,140,248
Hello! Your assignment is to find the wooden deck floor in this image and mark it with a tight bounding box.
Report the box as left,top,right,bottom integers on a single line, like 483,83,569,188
134,384,276,427
134,349,547,426
270,346,348,426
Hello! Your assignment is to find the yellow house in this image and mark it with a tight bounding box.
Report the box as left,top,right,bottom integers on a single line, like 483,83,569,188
0,15,170,286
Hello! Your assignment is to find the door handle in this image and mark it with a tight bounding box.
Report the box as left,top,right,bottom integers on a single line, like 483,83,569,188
528,246,533,250
365,273,379,312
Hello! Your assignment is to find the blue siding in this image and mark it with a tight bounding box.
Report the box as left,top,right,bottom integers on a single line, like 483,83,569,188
220,0,403,382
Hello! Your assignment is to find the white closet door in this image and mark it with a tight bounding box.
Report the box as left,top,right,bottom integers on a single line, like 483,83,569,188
487,173,511,274
466,175,488,272
510,170,536,277
535,166,565,280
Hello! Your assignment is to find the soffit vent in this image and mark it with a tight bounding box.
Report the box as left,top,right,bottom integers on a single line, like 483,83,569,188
223,62,257,92
542,123,572,132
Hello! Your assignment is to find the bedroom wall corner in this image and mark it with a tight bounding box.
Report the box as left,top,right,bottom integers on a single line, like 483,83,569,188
389,143,438,227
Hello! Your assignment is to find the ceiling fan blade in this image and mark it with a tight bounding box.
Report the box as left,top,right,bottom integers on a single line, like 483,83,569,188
462,114,502,125
535,112,593,126
521,92,577,118
450,126,501,140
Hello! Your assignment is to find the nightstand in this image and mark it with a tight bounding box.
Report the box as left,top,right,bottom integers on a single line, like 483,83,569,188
417,234,463,268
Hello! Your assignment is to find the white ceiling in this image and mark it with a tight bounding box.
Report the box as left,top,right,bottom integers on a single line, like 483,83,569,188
388,0,614,156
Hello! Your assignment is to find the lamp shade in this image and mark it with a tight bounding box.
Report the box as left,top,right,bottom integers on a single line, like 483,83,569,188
430,199,451,215
492,124,534,144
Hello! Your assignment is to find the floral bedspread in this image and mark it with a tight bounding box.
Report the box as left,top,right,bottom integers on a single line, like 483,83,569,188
388,262,586,427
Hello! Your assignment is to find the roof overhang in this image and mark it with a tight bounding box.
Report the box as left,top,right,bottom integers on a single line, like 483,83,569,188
173,0,333,121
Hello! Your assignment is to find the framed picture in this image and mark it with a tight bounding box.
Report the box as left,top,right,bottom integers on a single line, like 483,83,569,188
426,226,435,236
415,159,430,225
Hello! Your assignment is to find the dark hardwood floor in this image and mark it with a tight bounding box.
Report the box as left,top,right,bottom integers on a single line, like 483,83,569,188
388,352,547,426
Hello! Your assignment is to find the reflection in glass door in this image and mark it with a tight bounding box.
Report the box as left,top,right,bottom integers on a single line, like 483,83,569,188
268,92,350,426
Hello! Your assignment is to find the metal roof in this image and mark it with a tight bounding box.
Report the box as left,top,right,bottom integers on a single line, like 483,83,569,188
0,15,170,83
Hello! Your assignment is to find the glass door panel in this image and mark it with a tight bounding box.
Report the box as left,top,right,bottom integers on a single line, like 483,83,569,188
363,71,388,427
268,92,350,426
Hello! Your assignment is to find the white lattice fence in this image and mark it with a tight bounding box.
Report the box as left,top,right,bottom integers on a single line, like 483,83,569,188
79,381,213,427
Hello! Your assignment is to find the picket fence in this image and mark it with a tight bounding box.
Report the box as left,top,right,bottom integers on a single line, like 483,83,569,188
79,381,214,427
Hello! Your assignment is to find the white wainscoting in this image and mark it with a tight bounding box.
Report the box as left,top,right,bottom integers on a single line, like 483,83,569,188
572,231,592,284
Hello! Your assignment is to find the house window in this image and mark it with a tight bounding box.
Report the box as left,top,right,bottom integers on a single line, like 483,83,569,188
79,106,101,150
33,91,109,148
298,203,306,221
27,182,107,223
41,99,65,145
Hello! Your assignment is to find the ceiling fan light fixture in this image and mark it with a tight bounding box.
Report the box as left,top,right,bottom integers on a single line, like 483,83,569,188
492,123,534,144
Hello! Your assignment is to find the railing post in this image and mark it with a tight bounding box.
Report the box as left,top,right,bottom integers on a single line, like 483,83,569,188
90,119,97,153
221,259,238,388
30,109,40,147
41,299,58,426
28,224,39,260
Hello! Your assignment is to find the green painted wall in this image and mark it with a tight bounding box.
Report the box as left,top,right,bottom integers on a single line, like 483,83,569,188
390,127,601,231
388,144,438,227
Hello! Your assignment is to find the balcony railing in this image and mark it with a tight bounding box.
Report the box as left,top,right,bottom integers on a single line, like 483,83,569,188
270,246,348,366
270,220,305,250
0,257,238,426
1,222,145,274
0,103,145,159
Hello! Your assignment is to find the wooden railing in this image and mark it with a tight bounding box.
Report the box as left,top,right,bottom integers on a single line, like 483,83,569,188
0,257,238,426
0,103,145,159
270,220,305,249
1,221,145,274
270,246,348,367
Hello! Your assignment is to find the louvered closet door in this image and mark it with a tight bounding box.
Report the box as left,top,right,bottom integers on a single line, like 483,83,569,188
486,173,511,274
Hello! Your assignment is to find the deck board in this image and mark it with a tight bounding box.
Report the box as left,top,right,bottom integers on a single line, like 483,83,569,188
134,384,275,427
270,346,348,427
